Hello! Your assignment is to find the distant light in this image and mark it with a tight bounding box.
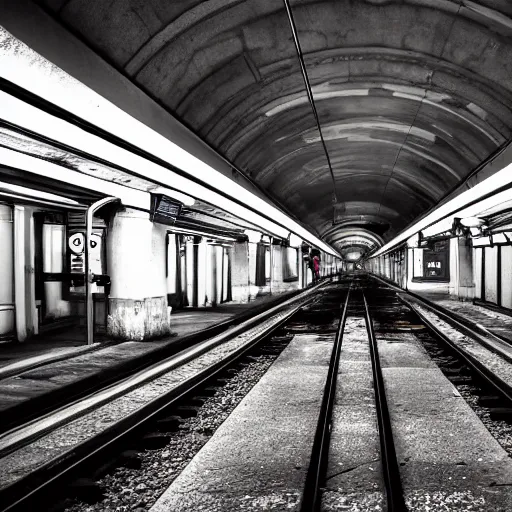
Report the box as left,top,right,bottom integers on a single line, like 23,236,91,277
345,251,362,261
460,217,484,228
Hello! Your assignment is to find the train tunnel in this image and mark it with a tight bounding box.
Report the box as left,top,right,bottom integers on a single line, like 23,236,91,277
3,3,512,512
0,0,511,342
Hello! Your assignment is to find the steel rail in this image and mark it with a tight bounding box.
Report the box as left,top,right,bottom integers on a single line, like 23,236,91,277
370,272,512,403
398,295,512,404
362,291,407,512
371,273,512,359
300,284,351,511
0,281,329,457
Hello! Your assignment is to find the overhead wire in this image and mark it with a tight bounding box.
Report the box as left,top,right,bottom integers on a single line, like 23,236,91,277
282,0,338,204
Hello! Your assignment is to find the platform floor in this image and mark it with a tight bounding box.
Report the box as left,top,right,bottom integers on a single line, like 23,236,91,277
0,293,289,378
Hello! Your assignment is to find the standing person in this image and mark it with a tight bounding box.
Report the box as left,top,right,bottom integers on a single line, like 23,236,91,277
307,253,315,284
313,254,320,282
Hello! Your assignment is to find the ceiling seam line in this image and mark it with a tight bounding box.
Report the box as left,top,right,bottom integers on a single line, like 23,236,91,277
376,0,463,218
282,0,338,204
376,89,428,216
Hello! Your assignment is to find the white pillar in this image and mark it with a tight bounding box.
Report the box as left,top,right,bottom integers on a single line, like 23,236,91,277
14,206,36,341
197,238,207,307
456,238,475,301
186,237,195,307
248,242,259,300
271,244,284,294
43,224,70,320
215,245,223,304
0,205,14,340
107,208,170,340
231,241,250,303
205,243,214,306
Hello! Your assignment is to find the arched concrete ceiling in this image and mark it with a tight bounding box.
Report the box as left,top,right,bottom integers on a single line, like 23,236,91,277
34,0,512,257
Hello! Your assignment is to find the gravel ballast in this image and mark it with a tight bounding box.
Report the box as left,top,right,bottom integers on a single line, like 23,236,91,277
63,347,289,512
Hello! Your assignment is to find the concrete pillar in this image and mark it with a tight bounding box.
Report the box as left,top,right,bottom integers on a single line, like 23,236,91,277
107,208,170,341
306,252,313,286
406,248,415,290
456,237,475,301
197,238,207,307
215,245,223,304
43,223,70,320
186,237,195,307
271,244,283,294
222,247,230,302
166,234,178,297
231,241,250,303
14,206,37,341
205,243,213,306
384,255,391,279
297,249,304,288
247,242,259,300
0,205,14,340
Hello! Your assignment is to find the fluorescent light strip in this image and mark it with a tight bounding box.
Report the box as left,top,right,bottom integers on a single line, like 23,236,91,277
422,189,512,238
0,189,84,209
0,91,293,238
0,28,339,257
0,179,80,204
0,146,150,209
372,162,512,257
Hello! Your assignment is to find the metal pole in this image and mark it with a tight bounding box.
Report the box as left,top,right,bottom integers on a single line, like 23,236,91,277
85,197,120,345
269,237,273,295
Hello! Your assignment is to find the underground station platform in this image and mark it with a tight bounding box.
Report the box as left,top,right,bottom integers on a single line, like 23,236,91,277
3,1,512,510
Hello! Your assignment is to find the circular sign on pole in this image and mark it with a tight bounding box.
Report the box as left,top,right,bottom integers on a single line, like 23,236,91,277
69,232,85,254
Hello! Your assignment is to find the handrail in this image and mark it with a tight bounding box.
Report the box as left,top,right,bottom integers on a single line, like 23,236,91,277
85,197,120,345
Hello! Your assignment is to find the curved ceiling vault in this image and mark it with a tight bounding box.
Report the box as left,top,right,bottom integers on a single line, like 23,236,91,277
34,0,512,259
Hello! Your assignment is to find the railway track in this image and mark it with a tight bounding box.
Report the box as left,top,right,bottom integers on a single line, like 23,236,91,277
0,281,343,512
4,275,512,511
301,281,406,511
303,275,512,510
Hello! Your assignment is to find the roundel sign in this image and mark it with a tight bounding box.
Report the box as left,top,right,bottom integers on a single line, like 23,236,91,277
68,232,85,254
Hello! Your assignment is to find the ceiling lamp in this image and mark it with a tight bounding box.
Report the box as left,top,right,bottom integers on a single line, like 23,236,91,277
460,217,485,227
